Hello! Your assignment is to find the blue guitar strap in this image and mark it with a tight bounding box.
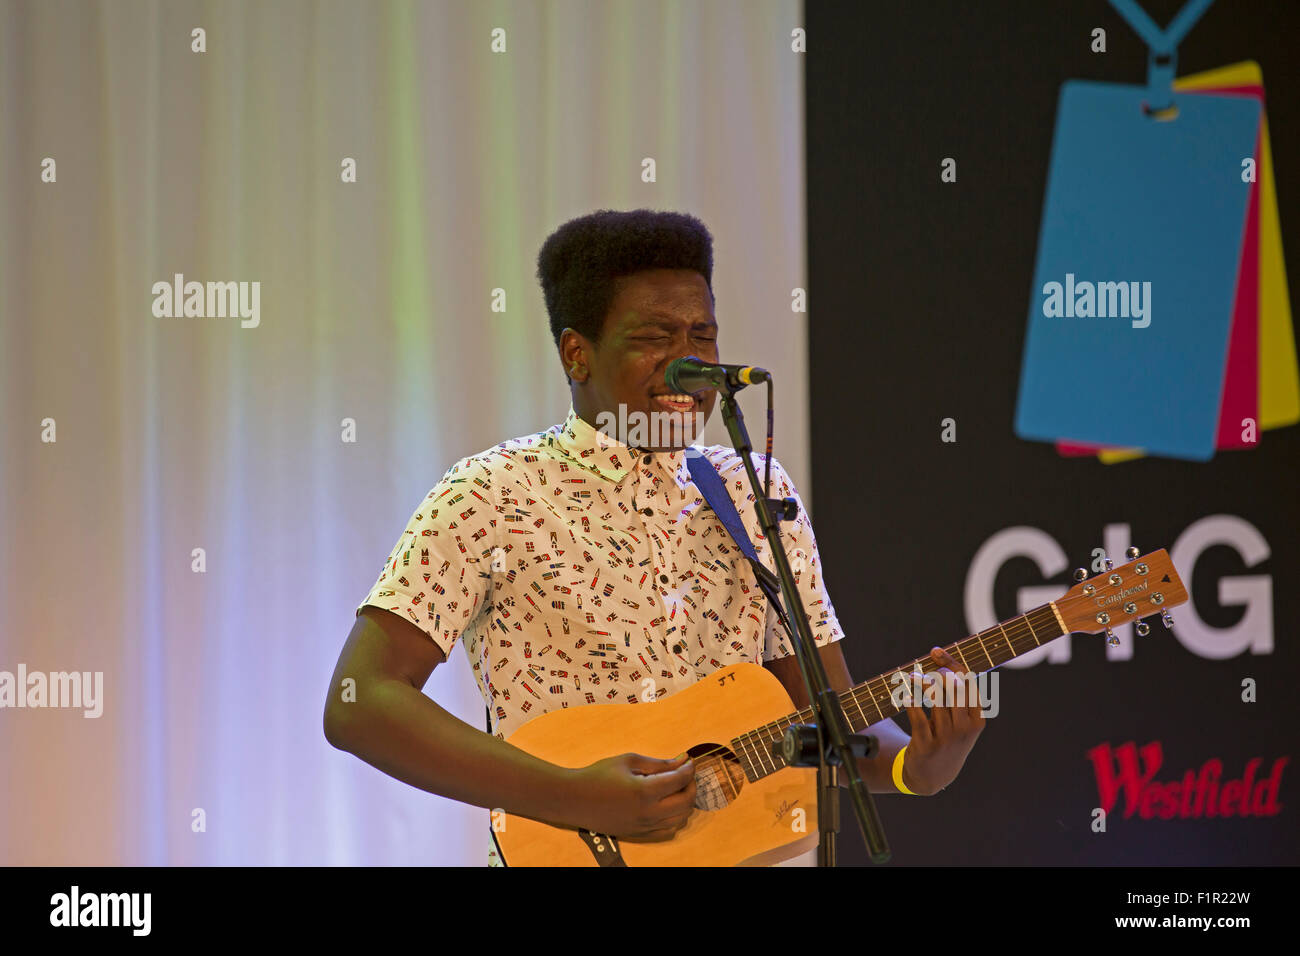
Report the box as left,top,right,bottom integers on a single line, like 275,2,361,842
685,447,777,597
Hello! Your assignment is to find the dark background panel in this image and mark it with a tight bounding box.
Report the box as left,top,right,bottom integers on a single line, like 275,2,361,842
806,0,1299,864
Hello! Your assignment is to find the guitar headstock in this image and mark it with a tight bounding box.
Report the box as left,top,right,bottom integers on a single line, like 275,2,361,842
1054,547,1188,642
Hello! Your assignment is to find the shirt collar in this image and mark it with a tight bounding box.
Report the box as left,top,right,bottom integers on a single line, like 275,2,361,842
549,404,689,484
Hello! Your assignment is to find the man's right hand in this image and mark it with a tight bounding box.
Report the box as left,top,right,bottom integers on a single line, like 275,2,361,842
565,752,697,841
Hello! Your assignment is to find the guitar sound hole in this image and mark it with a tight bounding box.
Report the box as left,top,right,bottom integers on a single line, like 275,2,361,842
686,742,745,811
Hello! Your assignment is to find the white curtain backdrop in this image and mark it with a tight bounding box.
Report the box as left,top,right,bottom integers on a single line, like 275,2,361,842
0,0,814,865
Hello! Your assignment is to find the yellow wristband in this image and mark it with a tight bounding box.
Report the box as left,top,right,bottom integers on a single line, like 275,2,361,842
892,745,917,795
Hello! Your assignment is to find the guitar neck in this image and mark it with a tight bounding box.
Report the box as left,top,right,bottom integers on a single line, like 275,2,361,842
732,602,1067,782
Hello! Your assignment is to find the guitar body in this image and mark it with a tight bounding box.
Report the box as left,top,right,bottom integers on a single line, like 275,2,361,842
496,662,818,867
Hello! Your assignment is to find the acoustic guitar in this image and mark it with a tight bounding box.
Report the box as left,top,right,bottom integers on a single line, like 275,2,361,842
495,548,1188,866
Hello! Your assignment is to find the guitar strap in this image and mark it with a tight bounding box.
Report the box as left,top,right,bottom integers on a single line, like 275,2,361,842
684,447,777,597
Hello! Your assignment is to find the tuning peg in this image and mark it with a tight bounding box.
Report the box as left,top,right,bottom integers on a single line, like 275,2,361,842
1104,628,1119,647
1161,611,1175,630
1126,546,1140,560
1135,621,1150,637
1073,567,1088,582
1104,556,1114,571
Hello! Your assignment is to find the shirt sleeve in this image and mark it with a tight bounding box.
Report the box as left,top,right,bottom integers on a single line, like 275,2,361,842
745,454,845,662
355,454,499,660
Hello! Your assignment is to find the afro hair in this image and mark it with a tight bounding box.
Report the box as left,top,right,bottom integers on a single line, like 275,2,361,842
536,209,714,371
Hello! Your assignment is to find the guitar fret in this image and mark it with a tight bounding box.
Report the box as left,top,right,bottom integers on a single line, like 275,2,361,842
873,681,891,719
753,729,773,775
1045,604,1065,639
864,687,883,725
734,733,755,781
1030,611,1043,642
851,690,868,728
1021,612,1035,651
735,603,1072,782
751,730,769,776
743,606,1076,785
983,631,998,667
751,733,767,776
1029,606,1058,647
1048,601,1069,636
1029,608,1050,647
771,716,797,773
994,622,1011,661
739,733,755,777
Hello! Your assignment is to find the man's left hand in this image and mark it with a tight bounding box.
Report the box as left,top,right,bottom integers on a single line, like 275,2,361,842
899,647,987,795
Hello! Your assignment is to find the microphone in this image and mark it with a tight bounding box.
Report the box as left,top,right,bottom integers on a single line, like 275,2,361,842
665,356,770,393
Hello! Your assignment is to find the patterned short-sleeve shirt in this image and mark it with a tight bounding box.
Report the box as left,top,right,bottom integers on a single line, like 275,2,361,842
356,404,844,863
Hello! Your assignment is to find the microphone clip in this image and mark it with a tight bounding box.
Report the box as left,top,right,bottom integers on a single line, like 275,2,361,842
758,497,798,525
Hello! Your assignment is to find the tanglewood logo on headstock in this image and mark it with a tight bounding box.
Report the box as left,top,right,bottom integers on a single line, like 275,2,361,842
1097,580,1149,607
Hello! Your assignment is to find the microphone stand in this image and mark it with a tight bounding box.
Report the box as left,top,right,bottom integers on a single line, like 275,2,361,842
715,382,890,865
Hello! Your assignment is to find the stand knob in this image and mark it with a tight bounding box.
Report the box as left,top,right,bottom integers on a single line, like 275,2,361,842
759,497,798,523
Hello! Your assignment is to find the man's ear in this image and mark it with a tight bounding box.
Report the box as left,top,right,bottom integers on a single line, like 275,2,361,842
560,328,590,383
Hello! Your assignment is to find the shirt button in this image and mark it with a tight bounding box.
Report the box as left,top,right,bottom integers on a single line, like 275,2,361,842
673,643,684,654
659,574,669,584
642,507,653,516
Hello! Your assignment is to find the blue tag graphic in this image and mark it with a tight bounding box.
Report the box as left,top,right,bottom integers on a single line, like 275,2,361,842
1015,81,1259,460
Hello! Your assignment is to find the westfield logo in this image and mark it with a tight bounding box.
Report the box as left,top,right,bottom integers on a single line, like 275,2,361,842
1088,740,1288,819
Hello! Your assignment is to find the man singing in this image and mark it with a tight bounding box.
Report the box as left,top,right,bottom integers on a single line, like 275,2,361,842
323,209,984,866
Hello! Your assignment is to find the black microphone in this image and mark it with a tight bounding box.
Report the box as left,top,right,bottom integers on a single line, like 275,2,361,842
665,356,770,393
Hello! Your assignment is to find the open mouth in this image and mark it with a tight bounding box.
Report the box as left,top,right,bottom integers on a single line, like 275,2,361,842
651,393,701,412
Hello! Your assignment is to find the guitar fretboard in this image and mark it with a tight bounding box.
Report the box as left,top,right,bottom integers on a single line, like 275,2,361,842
728,603,1066,782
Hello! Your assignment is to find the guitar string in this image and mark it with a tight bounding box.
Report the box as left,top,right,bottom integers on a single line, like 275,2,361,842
651,586,1154,790
736,612,1057,775
673,608,1060,784
745,609,1057,744
613,573,1146,783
